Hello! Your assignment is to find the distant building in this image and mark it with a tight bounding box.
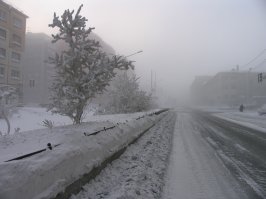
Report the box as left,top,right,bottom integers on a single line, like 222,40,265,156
191,71,266,107
190,76,212,105
22,32,125,105
0,0,27,100
22,32,55,105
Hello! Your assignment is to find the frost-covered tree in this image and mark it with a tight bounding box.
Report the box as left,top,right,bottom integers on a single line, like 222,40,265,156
0,85,18,135
48,5,133,124
104,73,153,114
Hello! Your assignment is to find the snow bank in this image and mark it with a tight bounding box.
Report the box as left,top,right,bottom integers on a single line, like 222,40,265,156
0,110,167,199
213,114,266,133
193,106,266,132
213,110,266,133
71,111,176,199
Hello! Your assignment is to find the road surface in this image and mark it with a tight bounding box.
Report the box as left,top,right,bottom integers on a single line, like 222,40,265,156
163,110,266,199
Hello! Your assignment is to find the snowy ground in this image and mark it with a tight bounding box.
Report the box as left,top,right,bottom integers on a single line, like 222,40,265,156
2,106,264,199
193,106,266,131
0,106,154,135
0,108,165,199
214,111,266,131
71,111,176,199
0,106,160,163
0,106,74,135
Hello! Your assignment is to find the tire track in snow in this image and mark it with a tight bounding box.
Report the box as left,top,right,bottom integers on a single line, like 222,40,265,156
163,112,248,199
193,112,266,199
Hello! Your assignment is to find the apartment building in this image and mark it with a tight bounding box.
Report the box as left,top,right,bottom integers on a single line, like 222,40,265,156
22,33,55,105
191,71,266,107
0,0,27,99
22,32,121,105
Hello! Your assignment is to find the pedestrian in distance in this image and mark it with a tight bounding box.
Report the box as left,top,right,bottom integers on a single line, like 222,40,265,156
239,104,244,112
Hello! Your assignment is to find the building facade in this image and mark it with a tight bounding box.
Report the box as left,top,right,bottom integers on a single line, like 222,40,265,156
22,32,120,105
190,75,212,105
22,33,55,105
0,0,27,99
191,71,266,107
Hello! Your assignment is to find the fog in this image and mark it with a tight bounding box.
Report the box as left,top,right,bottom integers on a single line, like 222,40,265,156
6,0,266,106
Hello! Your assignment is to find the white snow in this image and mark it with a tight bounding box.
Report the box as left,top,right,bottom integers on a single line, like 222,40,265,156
0,106,159,135
0,107,166,199
193,106,266,132
71,111,176,199
214,111,266,132
0,106,73,135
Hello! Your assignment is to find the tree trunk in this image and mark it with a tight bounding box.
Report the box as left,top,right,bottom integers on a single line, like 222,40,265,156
1,110,10,135
73,104,84,124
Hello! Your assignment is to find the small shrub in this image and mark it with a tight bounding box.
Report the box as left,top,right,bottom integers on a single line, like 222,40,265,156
42,119,54,129
14,127,20,133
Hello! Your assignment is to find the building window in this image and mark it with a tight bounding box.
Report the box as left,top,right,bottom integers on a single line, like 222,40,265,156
11,52,21,62
12,34,22,46
0,10,7,22
0,66,4,77
0,48,6,59
0,28,6,40
11,70,20,79
29,80,35,88
13,17,22,28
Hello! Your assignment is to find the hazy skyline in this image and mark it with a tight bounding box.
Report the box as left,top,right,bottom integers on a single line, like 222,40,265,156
6,0,266,105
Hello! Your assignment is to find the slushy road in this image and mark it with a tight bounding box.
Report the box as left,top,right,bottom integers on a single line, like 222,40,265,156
163,110,266,199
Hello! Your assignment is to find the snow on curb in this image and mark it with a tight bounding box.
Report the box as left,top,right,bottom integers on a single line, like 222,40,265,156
213,114,266,133
71,111,176,199
0,111,168,199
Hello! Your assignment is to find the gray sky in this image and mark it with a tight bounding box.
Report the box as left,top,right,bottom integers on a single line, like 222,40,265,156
6,0,266,105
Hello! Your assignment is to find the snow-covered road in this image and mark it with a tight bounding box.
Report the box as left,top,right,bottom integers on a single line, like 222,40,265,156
193,112,266,199
163,112,248,199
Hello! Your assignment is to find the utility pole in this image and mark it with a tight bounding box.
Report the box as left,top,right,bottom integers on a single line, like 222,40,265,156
154,71,156,95
150,70,157,96
151,70,153,93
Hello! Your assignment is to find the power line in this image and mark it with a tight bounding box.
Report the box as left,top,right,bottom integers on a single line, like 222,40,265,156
252,59,266,70
241,49,266,69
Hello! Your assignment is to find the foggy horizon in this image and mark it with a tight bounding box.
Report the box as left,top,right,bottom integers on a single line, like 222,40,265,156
5,0,266,105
